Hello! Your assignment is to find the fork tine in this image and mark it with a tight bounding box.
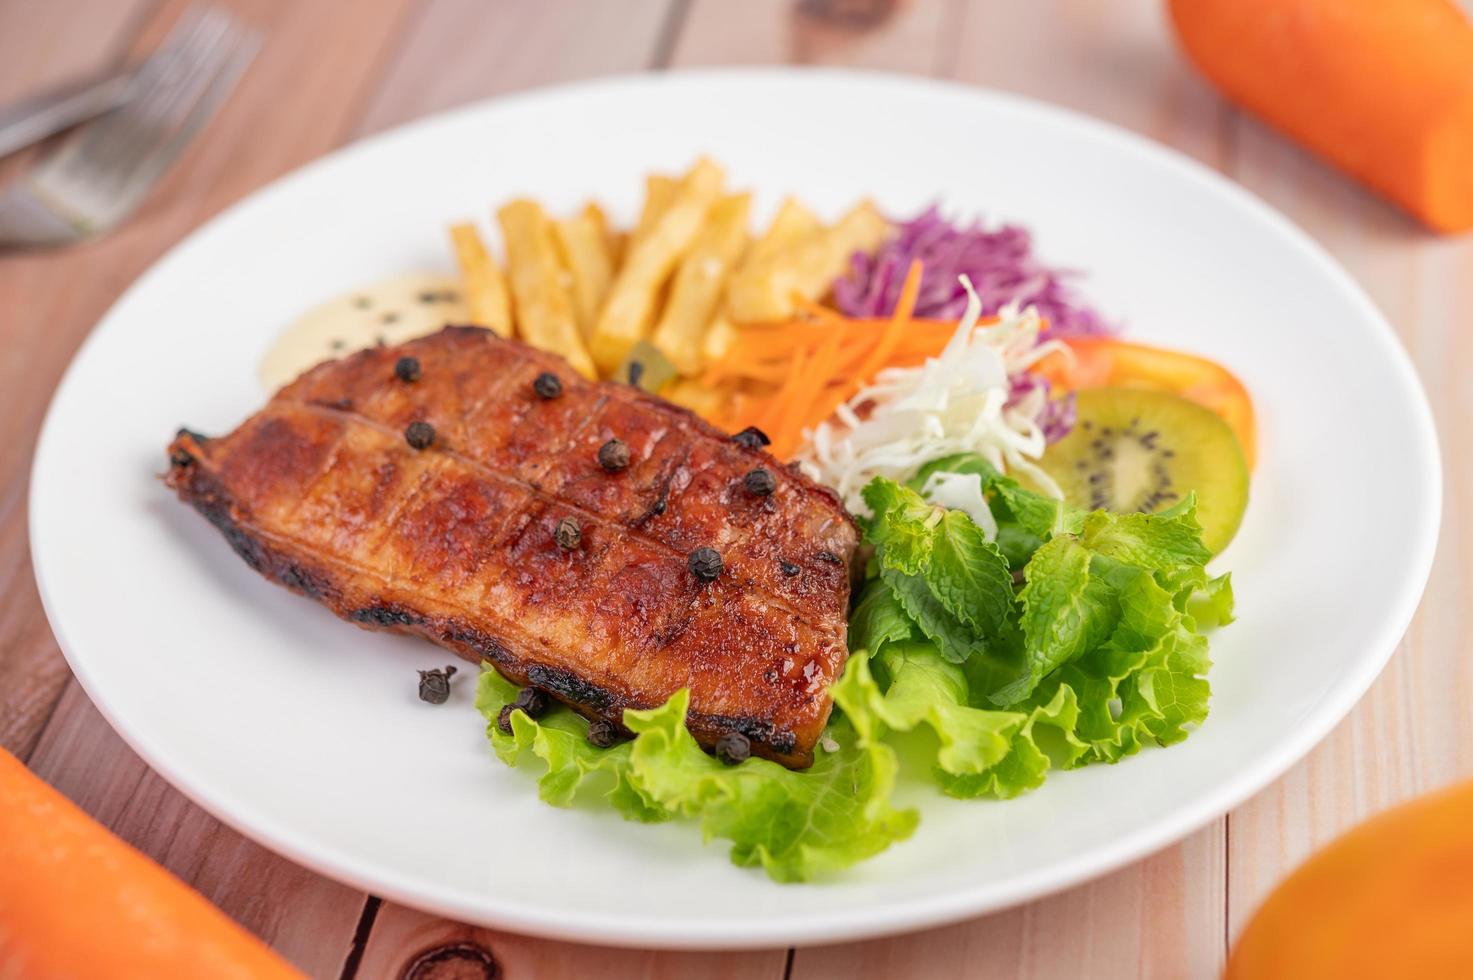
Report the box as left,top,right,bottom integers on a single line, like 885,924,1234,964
24,7,259,235
43,8,222,182
61,12,231,187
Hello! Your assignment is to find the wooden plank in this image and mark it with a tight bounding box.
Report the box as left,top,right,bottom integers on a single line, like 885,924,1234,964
672,0,955,73
354,0,678,136
25,684,367,977
352,904,788,980
1221,109,1473,944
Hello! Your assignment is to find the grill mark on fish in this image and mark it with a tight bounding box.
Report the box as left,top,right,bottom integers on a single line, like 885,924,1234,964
166,328,856,767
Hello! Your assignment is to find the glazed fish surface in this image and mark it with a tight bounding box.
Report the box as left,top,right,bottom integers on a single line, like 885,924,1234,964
166,326,857,767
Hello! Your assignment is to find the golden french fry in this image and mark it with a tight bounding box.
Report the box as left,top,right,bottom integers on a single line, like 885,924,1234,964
651,192,751,376
749,197,821,264
630,175,678,250
448,223,514,337
591,158,725,373
725,200,889,324
581,202,623,271
497,200,597,378
701,198,821,364
552,204,616,340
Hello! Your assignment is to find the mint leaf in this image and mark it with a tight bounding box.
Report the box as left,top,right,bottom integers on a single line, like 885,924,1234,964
928,510,1015,639
862,478,937,574
1000,535,1119,704
848,580,914,654
1079,494,1211,570
882,566,985,664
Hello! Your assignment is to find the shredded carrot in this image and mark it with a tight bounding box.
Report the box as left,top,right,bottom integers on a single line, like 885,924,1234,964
691,261,1037,459
839,260,922,403
772,327,843,457
752,345,810,437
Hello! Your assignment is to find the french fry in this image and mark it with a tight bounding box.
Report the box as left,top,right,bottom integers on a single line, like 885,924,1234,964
701,198,821,365
630,175,678,250
448,223,514,337
552,203,616,340
591,158,725,373
582,201,623,270
750,197,821,263
497,199,597,378
650,192,751,376
725,200,889,324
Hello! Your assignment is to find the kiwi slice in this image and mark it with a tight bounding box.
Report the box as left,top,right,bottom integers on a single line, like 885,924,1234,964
1040,387,1249,553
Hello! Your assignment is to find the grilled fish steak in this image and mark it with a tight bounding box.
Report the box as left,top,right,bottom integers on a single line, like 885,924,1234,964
166,326,857,767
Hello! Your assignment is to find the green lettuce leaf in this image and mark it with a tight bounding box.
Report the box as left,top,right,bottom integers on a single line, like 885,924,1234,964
848,579,915,653
475,669,666,821
1000,535,1120,705
624,691,917,882
476,668,917,883
862,477,1015,665
1079,495,1211,570
836,643,1085,800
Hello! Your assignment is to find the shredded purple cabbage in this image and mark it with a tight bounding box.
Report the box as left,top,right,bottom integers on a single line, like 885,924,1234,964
832,205,1114,338
833,205,1111,443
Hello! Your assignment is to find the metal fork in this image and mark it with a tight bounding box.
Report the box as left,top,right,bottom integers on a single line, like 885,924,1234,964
0,8,260,247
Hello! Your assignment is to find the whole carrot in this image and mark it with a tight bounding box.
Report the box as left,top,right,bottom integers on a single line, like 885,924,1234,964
0,748,304,979
1168,0,1473,233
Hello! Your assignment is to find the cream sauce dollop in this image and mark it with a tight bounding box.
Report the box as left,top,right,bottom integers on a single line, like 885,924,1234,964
259,273,469,391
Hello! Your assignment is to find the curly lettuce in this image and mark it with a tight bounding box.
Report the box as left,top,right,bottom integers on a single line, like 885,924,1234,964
476,670,917,883
476,453,1232,883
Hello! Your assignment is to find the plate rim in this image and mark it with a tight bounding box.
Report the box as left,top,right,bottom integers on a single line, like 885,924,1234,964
28,66,1443,949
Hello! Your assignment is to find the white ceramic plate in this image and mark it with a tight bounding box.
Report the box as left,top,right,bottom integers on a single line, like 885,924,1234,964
30,70,1440,949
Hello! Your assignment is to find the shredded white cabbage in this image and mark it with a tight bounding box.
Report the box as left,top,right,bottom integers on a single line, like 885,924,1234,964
797,277,1064,516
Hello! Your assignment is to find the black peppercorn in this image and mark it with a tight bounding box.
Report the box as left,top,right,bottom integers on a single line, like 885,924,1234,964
587,718,622,748
496,703,516,735
816,550,842,565
597,438,631,473
533,372,562,399
714,731,751,765
404,420,435,450
554,516,582,550
688,546,723,582
743,467,776,496
780,560,800,577
394,356,421,382
627,360,645,387
417,664,457,704
731,426,771,450
513,686,549,719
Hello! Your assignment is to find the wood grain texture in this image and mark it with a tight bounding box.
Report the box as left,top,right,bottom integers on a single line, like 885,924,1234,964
354,0,680,137
673,0,957,73
0,0,1467,977
353,904,787,980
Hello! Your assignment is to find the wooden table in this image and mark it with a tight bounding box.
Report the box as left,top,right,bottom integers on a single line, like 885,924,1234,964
1,1,1466,976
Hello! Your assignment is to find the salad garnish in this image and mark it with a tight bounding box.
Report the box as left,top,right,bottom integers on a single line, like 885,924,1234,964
478,458,1233,882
